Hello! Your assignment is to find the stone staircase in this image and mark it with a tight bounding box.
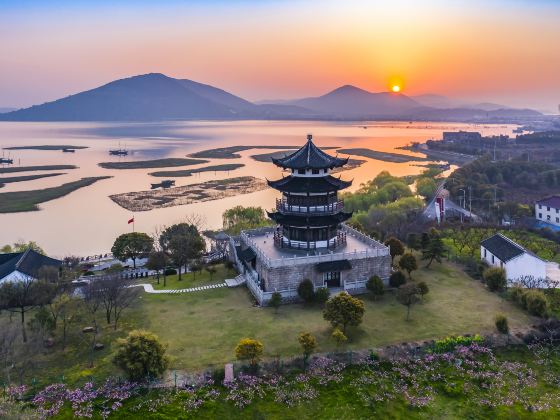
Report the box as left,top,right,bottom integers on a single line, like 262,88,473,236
225,274,247,288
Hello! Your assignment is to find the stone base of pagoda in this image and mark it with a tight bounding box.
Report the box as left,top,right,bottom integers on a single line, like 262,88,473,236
273,230,346,250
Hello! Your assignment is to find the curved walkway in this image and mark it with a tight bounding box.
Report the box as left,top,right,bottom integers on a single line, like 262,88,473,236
133,282,227,294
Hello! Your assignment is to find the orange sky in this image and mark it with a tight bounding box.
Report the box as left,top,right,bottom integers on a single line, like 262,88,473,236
1,0,559,111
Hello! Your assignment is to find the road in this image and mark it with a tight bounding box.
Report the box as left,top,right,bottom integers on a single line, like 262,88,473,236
422,180,481,222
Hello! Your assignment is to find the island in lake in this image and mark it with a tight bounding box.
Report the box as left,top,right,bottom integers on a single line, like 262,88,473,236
4,145,88,151
110,176,267,211
188,145,338,159
0,176,111,213
149,163,245,177
98,158,207,170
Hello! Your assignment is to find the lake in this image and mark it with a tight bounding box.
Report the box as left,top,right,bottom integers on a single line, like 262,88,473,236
0,120,516,256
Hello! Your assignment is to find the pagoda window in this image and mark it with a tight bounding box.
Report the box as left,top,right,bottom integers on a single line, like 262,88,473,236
297,169,306,175
312,169,320,174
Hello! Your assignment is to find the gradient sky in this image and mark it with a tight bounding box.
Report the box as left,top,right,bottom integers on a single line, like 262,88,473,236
1,0,559,111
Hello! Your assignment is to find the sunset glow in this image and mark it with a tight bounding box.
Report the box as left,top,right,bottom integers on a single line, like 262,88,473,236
0,0,559,111
392,85,401,93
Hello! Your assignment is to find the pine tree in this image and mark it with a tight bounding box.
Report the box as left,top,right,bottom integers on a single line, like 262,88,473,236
422,232,446,268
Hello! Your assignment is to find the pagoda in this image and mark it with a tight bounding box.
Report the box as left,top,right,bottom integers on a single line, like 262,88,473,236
267,134,353,250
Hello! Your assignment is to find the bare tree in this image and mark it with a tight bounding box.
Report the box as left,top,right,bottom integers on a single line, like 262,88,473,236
95,274,140,330
0,323,18,385
514,276,552,289
82,281,103,368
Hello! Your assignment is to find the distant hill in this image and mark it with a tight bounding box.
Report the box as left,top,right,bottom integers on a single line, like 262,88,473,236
0,107,17,114
0,74,542,122
288,85,422,117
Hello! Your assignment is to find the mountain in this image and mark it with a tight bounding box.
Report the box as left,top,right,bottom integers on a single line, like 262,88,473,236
0,107,17,114
412,94,511,111
0,74,542,122
288,85,422,117
0,73,252,121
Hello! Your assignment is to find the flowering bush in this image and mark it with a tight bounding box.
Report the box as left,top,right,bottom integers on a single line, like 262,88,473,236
433,334,483,353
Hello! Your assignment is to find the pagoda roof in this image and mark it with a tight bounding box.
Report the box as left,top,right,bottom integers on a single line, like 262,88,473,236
271,135,349,170
267,175,352,193
267,211,352,227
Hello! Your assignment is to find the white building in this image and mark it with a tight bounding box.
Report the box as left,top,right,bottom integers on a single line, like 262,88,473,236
480,233,548,285
0,249,61,284
535,196,560,227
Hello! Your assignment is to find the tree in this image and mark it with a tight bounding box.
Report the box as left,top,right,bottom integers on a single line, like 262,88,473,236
398,253,418,279
416,177,438,198
146,251,168,285
50,293,78,350
396,283,420,321
95,274,140,330
366,275,384,300
406,233,420,250
495,313,509,335
384,236,405,265
159,223,205,281
297,279,315,304
12,240,45,254
422,231,446,268
420,232,430,251
298,332,317,363
315,287,330,305
82,280,103,368
269,292,282,312
111,232,153,268
205,264,218,282
113,330,169,381
331,328,347,348
417,281,429,301
389,270,406,288
483,267,507,292
0,277,55,342
235,338,264,367
222,206,271,235
323,292,365,334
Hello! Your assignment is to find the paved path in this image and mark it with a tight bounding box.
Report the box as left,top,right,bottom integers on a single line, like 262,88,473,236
133,282,227,294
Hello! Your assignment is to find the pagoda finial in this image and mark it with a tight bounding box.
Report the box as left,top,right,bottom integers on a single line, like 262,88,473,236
307,134,313,142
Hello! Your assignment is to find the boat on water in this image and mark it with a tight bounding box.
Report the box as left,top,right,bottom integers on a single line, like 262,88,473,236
151,180,175,189
62,148,75,153
109,149,128,156
0,158,13,164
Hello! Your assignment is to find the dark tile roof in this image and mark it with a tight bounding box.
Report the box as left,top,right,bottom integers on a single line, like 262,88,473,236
0,249,62,281
267,175,352,193
480,233,525,262
536,196,560,209
267,211,352,227
272,135,348,170
316,259,352,273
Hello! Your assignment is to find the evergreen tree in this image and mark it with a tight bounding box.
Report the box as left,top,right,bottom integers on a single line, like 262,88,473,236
422,232,446,268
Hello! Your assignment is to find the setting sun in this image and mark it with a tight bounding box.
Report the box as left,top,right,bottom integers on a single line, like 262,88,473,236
392,85,401,93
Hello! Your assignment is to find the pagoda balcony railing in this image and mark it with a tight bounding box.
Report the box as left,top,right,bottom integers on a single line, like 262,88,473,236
276,199,344,215
273,230,347,250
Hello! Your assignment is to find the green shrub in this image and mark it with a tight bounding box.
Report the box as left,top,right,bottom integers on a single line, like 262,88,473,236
389,271,406,288
524,290,549,318
366,275,384,300
495,314,509,334
164,268,177,276
297,279,315,303
483,267,507,292
509,286,525,304
113,330,169,381
315,287,330,305
269,292,282,311
433,334,483,353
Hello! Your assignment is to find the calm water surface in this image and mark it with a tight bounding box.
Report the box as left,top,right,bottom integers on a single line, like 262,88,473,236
0,120,516,256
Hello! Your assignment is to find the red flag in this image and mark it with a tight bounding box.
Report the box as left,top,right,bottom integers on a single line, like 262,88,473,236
128,217,134,224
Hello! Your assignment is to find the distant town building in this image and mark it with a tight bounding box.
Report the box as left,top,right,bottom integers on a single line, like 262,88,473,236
232,135,391,305
535,196,560,227
0,249,61,284
442,131,482,143
480,233,548,284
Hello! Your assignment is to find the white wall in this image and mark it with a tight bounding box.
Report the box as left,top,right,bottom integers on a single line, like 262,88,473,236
535,203,560,227
0,270,36,284
480,246,547,283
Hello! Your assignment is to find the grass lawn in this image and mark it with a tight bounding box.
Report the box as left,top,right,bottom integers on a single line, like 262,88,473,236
128,261,535,372
149,264,237,290
0,261,535,388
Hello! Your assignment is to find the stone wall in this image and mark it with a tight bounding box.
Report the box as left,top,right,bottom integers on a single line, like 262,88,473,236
256,253,391,295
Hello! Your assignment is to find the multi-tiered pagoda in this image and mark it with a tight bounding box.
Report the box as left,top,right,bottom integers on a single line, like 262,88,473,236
267,134,352,250
233,134,391,306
